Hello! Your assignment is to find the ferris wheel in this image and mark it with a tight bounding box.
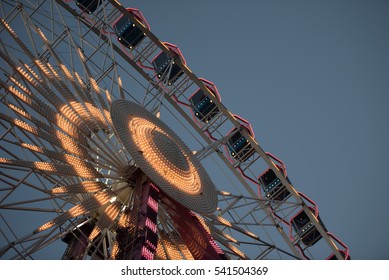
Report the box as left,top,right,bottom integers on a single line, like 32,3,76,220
0,0,350,260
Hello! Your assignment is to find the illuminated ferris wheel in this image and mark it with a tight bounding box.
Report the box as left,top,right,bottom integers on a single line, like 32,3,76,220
0,0,349,260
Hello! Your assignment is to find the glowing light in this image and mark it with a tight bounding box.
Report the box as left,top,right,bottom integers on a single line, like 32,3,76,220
110,100,218,214
158,231,183,260
145,217,157,232
36,190,114,232
36,204,87,232
117,211,131,228
50,181,105,194
110,242,120,259
148,196,158,212
88,201,121,241
129,117,201,195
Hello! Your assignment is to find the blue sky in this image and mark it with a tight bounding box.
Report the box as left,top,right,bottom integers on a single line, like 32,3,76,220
129,0,389,259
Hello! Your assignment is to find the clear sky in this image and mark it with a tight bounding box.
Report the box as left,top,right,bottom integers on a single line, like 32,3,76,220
128,0,389,259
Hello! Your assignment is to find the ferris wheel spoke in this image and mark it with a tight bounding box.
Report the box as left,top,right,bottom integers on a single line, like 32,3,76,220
0,158,101,179
71,47,112,126
0,222,62,260
0,110,88,161
215,193,305,258
0,193,69,212
87,200,121,242
2,64,94,140
39,187,119,232
42,63,108,134
1,15,112,135
0,172,77,218
18,227,65,260
2,87,122,175
203,223,247,260
213,237,248,260
206,212,289,259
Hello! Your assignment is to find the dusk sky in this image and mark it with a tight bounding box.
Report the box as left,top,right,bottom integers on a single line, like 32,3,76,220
129,0,389,259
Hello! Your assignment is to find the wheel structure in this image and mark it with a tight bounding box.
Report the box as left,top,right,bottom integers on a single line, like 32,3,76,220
0,0,349,260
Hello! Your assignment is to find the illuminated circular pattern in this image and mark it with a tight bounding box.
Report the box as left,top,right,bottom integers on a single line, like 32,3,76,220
110,99,217,214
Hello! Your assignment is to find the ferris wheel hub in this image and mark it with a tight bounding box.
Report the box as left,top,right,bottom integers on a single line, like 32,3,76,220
151,130,189,171
110,99,218,214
